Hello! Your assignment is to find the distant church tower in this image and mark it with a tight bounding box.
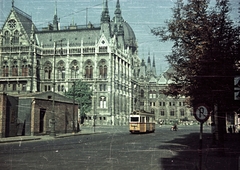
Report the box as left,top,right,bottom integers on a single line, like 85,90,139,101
146,53,152,77
152,55,157,77
139,59,146,78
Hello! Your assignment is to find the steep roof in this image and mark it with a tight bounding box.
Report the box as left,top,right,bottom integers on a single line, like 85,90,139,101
12,91,74,104
12,7,37,37
35,28,100,47
149,76,157,83
158,75,167,85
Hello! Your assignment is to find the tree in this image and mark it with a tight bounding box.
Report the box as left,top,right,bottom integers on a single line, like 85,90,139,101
152,0,239,108
152,0,239,149
65,80,93,124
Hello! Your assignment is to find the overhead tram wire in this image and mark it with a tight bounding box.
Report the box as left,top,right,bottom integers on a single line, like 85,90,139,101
34,0,115,29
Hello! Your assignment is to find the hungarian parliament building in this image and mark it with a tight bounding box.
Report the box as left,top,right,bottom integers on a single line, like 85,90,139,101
0,0,194,126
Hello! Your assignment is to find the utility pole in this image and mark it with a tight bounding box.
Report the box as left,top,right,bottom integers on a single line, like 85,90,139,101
50,41,57,137
72,81,76,133
30,39,34,93
50,38,65,137
86,8,88,27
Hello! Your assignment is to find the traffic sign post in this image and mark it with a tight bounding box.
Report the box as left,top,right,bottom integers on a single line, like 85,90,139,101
194,104,210,170
194,104,210,123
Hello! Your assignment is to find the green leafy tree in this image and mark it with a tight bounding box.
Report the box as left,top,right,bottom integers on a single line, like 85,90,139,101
65,80,93,124
152,0,239,108
152,0,239,147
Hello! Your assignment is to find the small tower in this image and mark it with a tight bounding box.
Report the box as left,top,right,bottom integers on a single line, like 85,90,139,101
53,1,59,30
114,0,124,48
139,59,146,78
146,52,152,76
100,0,111,37
114,0,124,23
152,54,157,77
12,0,14,8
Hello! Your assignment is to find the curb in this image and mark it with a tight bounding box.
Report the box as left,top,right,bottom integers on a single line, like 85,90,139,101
0,137,41,144
0,131,106,143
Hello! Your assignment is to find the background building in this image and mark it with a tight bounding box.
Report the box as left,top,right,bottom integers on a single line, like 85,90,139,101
132,54,195,125
0,0,194,128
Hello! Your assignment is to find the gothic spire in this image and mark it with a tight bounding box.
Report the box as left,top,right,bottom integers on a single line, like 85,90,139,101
147,52,151,64
101,0,110,23
12,0,14,8
152,55,156,67
152,54,157,76
53,1,59,30
114,0,123,23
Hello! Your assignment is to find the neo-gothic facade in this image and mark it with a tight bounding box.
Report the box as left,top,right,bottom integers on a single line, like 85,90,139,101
0,0,195,127
134,57,195,125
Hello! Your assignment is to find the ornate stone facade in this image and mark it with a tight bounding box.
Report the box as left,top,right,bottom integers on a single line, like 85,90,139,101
0,0,195,127
0,1,139,126
133,55,195,125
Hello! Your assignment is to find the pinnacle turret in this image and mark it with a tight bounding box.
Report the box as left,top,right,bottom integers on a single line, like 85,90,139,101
114,0,124,23
101,0,110,23
53,1,59,30
152,54,157,76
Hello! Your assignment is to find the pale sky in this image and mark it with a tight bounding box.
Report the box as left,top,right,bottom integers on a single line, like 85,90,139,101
1,0,239,75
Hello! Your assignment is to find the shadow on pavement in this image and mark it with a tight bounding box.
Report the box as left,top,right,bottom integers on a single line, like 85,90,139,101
158,132,240,170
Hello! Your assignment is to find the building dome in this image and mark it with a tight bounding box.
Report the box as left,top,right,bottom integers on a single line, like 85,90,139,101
111,21,137,49
121,21,136,46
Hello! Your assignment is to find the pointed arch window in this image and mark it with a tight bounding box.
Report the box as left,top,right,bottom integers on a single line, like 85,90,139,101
44,61,52,80
2,61,9,77
22,60,28,76
85,61,93,79
71,60,79,79
12,30,19,44
99,60,107,79
12,60,18,76
4,31,10,44
57,61,65,80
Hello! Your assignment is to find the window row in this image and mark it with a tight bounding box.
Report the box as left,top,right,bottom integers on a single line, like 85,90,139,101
3,30,19,45
149,102,186,107
2,65,30,77
1,46,29,52
44,85,65,92
43,60,108,80
160,102,186,107
86,116,106,121
38,46,107,55
159,110,186,117
141,90,185,99
0,83,26,92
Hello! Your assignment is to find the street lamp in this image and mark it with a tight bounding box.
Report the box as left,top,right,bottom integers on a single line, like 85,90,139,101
72,81,76,133
50,38,66,137
93,114,96,133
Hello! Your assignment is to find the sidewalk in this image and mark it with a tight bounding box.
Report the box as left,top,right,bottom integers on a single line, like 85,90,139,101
0,126,104,144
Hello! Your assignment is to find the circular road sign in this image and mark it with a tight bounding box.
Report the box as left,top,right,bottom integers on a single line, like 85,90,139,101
194,104,210,122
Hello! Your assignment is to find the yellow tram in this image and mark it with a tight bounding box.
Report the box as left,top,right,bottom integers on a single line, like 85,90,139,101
129,110,155,133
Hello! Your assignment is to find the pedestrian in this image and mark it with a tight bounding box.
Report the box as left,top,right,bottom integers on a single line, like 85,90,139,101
228,126,232,134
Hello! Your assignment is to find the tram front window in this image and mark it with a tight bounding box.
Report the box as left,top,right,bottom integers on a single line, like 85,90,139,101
131,117,139,122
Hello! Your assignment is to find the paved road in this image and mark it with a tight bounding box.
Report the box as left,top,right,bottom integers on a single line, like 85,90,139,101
0,125,239,170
